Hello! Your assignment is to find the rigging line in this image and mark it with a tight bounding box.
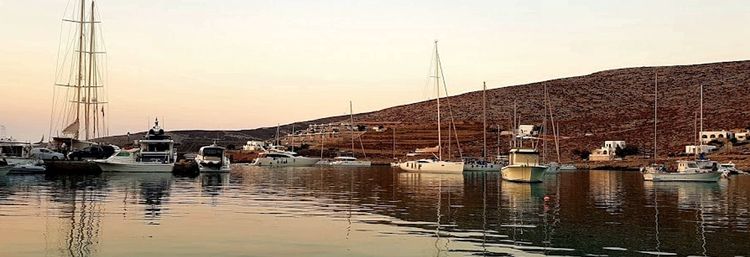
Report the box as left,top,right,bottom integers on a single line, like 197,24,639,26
436,53,463,159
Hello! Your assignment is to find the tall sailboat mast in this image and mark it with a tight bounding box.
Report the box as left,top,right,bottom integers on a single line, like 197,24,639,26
434,41,442,161
75,0,85,138
482,82,487,161
654,72,658,161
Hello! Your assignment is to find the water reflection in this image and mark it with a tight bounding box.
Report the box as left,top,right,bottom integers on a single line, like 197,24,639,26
0,168,748,256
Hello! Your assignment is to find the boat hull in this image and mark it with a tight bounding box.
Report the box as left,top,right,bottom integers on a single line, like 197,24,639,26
197,160,231,173
0,165,12,176
330,160,372,167
643,172,721,182
94,160,174,173
251,157,321,167
399,161,464,173
501,165,546,183
463,163,501,172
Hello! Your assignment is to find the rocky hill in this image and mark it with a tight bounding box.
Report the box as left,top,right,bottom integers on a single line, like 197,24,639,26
99,60,750,162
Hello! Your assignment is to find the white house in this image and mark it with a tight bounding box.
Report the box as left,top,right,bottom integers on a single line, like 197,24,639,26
517,125,538,137
735,131,749,142
590,141,626,161
700,130,734,144
685,145,717,154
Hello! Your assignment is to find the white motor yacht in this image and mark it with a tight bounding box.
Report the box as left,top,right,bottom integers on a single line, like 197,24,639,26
94,119,176,172
642,160,721,182
0,137,35,166
501,148,547,183
251,149,320,167
195,144,231,173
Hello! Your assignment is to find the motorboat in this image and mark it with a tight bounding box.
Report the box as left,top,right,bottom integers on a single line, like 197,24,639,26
0,136,35,166
251,149,321,167
398,158,464,173
8,160,46,174
501,148,547,183
642,160,721,182
195,144,231,173
329,156,371,167
94,119,176,172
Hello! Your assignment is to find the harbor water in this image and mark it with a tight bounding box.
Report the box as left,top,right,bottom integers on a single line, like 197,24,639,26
0,167,748,256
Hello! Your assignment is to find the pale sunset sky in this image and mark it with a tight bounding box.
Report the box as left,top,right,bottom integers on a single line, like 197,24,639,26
1,0,748,141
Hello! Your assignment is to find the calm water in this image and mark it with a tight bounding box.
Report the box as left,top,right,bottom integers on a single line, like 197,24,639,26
0,167,748,257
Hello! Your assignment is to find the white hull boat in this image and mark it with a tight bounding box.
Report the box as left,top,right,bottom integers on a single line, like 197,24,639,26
252,150,321,167
195,144,231,173
501,165,547,183
329,156,371,167
95,160,174,173
502,148,547,183
399,159,464,173
559,164,577,171
94,119,177,173
643,172,721,182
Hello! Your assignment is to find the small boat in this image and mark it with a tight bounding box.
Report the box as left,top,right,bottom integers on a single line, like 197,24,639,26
94,119,176,172
642,160,721,182
330,101,371,167
501,148,547,183
558,164,577,171
329,156,371,167
9,160,47,174
251,149,321,167
195,144,231,173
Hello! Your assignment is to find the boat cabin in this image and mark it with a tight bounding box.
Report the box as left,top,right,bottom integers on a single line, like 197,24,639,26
508,148,540,166
0,139,30,158
137,119,175,163
199,145,225,161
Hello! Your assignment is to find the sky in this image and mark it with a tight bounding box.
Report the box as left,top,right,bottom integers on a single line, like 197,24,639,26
1,0,748,141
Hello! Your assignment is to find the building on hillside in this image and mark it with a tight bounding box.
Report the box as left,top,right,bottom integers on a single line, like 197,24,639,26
516,125,539,137
700,130,734,144
589,141,626,161
735,131,749,142
685,145,717,155
242,141,267,151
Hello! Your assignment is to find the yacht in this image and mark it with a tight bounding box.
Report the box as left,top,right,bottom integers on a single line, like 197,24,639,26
251,149,320,167
0,136,34,166
501,148,547,183
195,144,231,173
559,164,577,171
463,82,502,172
642,160,721,182
94,119,176,172
396,41,464,173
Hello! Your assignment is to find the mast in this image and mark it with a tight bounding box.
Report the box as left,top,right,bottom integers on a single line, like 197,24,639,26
542,84,548,163
350,101,355,156
654,72,658,161
392,126,396,159
434,40,442,161
75,0,85,139
291,124,295,152
482,82,487,161
85,0,96,140
700,84,703,146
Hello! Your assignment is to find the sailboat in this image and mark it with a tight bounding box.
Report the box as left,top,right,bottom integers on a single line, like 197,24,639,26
397,41,464,173
464,82,501,172
50,0,109,151
330,101,371,167
641,74,720,182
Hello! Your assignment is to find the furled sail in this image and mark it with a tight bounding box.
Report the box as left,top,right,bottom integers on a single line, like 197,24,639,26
415,146,440,153
62,119,80,138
